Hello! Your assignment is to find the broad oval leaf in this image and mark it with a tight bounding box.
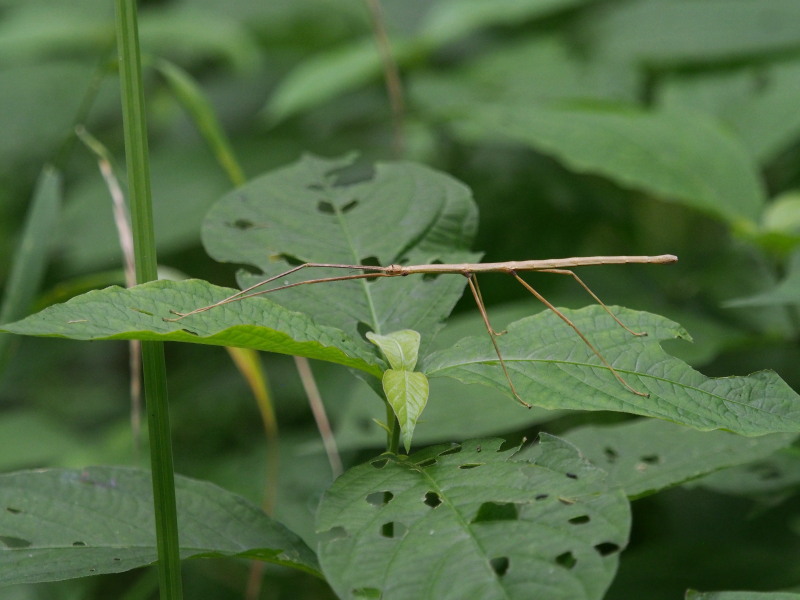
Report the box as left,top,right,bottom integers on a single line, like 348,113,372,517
0,466,320,586
317,437,630,600
201,153,480,345
0,279,382,377
382,369,429,453
422,305,800,436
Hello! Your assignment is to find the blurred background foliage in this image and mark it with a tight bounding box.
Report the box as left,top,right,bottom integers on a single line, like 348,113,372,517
1,0,800,598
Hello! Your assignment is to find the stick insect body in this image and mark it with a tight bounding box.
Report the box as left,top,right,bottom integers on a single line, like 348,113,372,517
168,254,677,408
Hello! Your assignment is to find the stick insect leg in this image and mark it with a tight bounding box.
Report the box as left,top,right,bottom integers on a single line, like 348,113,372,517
466,274,532,408
537,268,646,336
166,263,386,321
510,271,649,398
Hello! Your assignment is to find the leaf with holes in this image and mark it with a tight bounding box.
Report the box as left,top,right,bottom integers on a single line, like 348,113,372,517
316,436,630,600
201,153,480,347
422,305,800,436
0,279,382,377
0,467,320,586
558,420,796,499
686,592,800,600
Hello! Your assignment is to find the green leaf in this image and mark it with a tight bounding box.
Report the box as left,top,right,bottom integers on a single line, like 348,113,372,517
420,0,592,46
316,437,630,600
589,0,800,65
422,305,800,436
686,591,800,600
381,369,429,453
562,419,797,499
726,249,800,308
437,103,764,226
695,446,800,499
0,466,320,586
366,329,421,371
1,279,382,377
201,153,479,344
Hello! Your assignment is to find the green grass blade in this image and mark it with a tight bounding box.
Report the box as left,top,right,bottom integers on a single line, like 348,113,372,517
115,1,182,598
0,166,61,371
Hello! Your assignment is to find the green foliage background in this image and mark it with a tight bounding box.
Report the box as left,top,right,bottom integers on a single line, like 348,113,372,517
2,1,800,598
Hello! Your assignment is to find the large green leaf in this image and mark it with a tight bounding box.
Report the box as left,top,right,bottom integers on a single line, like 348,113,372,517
317,436,630,600
434,103,765,226
0,466,320,586
563,419,796,499
201,153,479,344
422,305,800,436
0,279,382,377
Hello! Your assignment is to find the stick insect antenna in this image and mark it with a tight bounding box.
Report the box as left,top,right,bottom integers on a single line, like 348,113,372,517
166,262,390,321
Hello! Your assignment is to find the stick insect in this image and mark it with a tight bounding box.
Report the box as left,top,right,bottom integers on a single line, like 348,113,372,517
167,254,678,408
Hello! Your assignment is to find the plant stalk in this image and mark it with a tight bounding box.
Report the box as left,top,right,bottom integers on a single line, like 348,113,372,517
114,1,183,597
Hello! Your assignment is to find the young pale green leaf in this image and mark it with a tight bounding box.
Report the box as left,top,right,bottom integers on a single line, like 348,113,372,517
366,329,421,371
0,466,320,586
381,369,429,453
422,305,800,436
560,419,797,499
686,592,800,600
317,437,630,600
0,279,382,377
201,153,479,345
429,102,764,227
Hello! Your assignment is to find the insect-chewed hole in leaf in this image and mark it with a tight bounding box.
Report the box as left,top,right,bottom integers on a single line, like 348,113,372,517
753,465,782,480
603,447,619,463
438,445,462,457
458,463,483,470
568,515,590,525
112,557,121,562
181,329,199,336
422,260,444,281
371,458,389,469
360,255,380,267
489,556,510,577
594,542,620,556
130,307,154,317
318,526,348,543
357,322,374,342
535,494,549,501
555,551,577,570
423,491,442,508
565,472,578,480
351,587,382,599
472,502,519,523
416,457,438,468
639,454,660,465
230,218,254,230
316,200,335,214
340,199,358,213
365,491,394,507
73,541,87,547
0,535,32,549
5,506,22,514
379,521,407,539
